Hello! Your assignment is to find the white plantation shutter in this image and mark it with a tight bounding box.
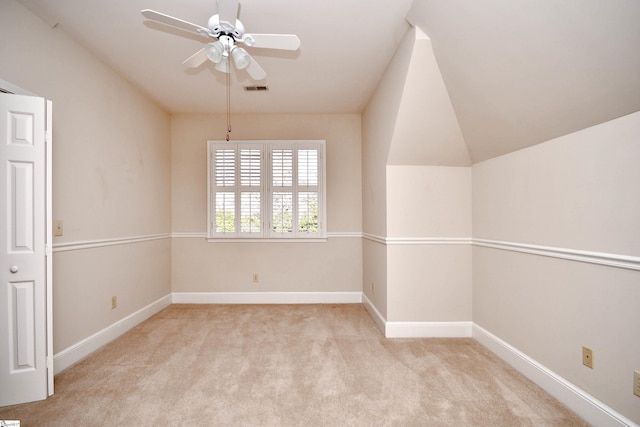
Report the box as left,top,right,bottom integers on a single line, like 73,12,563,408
239,147,262,234
297,148,319,234
208,140,325,240
271,147,294,235
213,148,236,233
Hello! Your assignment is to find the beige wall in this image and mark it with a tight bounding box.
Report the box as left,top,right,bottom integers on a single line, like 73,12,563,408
361,28,414,313
361,28,416,239
362,26,472,322
472,112,640,423
386,166,471,238
1,0,172,353
387,30,470,167
171,113,362,293
386,166,471,322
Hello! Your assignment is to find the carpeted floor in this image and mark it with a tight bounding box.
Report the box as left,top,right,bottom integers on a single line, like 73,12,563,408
0,304,586,426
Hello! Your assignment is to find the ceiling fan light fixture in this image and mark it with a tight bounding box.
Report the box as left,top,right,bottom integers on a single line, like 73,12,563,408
214,56,231,73
205,41,225,63
231,47,251,70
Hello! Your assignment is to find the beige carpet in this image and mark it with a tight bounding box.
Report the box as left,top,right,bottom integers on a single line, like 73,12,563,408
0,304,586,426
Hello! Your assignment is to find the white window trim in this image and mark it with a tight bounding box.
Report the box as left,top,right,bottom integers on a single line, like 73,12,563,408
207,140,327,242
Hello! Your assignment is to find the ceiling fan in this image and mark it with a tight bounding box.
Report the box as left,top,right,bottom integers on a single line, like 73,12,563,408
141,0,300,81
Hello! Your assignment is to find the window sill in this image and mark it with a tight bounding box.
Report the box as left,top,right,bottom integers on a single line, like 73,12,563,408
207,237,327,243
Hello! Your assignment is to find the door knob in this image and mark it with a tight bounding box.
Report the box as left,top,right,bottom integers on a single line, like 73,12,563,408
9,265,18,273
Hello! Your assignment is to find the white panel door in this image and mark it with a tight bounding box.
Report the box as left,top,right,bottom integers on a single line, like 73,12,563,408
0,93,49,406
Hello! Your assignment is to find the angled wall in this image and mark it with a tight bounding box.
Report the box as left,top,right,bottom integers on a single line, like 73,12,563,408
0,0,172,358
473,112,640,424
362,25,472,325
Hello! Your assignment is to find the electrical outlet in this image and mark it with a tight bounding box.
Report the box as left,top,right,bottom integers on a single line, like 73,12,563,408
111,296,117,310
252,273,259,283
582,346,594,369
634,371,640,398
54,220,63,237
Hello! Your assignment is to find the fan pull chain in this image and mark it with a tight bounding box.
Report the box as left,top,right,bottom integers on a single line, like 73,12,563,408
226,51,232,142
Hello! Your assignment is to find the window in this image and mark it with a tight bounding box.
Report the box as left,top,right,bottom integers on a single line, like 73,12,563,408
208,140,326,241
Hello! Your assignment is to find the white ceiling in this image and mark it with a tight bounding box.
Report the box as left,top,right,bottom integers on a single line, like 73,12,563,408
25,0,414,114
20,0,640,161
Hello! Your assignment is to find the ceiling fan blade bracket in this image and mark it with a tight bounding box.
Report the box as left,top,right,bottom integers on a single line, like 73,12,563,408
241,34,256,47
196,28,214,38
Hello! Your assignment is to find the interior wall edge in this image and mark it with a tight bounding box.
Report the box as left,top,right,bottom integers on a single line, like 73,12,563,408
473,324,637,427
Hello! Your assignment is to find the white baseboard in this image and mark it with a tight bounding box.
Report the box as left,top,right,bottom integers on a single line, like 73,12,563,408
53,294,172,374
362,294,386,335
473,324,638,427
361,294,472,338
171,291,363,305
386,321,472,338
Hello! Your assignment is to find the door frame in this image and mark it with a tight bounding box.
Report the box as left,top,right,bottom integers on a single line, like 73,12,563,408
0,78,54,397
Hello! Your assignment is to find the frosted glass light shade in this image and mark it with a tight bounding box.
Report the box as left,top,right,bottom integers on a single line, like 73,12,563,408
215,56,230,73
231,47,251,70
205,41,225,63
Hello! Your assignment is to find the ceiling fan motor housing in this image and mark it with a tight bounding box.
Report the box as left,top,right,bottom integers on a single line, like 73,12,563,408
208,14,245,39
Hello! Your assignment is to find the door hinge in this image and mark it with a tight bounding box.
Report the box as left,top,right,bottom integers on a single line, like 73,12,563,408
45,244,52,256
45,130,52,144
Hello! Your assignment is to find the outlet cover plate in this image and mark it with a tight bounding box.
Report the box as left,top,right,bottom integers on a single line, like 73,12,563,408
582,346,594,369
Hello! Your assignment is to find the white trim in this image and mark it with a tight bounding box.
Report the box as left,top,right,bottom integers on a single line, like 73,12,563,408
474,238,640,271
362,233,388,244
361,294,472,338
49,231,363,252
172,291,362,305
50,233,639,272
362,293,386,334
174,231,362,241
362,234,640,271
0,78,36,96
327,232,363,238
53,294,172,374
364,234,472,246
386,321,473,338
387,237,472,245
473,324,639,427
172,232,208,239
207,237,328,243
52,233,171,252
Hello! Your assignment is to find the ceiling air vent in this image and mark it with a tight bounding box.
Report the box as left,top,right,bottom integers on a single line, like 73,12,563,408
243,85,269,91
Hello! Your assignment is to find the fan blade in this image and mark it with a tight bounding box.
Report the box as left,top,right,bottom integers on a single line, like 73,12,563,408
217,0,239,31
246,56,267,81
242,34,300,50
142,9,211,37
183,48,208,68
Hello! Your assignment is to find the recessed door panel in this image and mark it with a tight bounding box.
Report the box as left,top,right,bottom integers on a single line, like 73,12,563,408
9,161,35,252
8,112,34,146
9,281,36,371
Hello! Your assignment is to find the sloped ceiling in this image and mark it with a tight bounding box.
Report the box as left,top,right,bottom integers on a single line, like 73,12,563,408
408,0,640,162
14,0,640,162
